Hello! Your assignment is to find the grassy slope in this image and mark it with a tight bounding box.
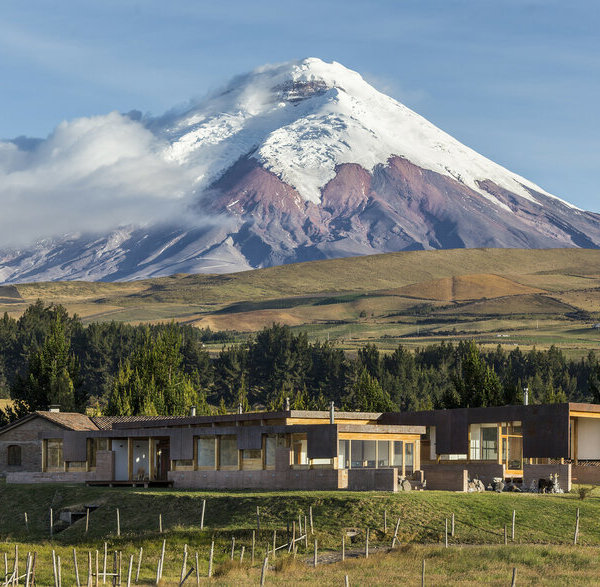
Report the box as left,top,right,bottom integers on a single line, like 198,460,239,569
2,248,600,355
1,483,600,585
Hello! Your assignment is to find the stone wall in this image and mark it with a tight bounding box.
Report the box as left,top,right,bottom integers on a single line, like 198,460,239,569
347,468,398,492
422,465,468,491
572,465,600,485
0,417,65,475
421,463,503,490
6,471,94,484
168,468,346,490
523,463,571,492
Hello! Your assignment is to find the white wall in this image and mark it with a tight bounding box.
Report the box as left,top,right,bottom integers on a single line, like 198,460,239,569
113,439,129,481
132,440,149,479
577,419,600,459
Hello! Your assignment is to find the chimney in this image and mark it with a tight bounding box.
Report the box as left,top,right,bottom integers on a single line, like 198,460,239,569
523,387,529,406
238,403,243,414
48,405,60,413
284,397,290,411
190,406,197,417
330,401,335,424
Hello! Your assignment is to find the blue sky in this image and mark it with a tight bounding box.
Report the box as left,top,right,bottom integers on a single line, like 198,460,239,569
1,0,598,210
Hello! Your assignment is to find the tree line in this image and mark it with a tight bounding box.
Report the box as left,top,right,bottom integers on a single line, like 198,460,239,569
1,301,600,425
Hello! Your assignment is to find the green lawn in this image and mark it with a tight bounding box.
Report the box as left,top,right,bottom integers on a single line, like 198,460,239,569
2,483,600,584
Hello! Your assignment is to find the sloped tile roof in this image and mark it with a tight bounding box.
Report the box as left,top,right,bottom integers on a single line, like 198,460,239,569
36,411,99,431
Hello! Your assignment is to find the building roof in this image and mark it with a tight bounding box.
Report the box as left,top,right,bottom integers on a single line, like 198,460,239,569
92,415,183,430
0,410,99,435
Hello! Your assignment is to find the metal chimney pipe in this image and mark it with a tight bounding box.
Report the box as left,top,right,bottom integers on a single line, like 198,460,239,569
523,387,529,406
284,396,290,411
190,405,197,417
238,403,243,414
330,401,335,424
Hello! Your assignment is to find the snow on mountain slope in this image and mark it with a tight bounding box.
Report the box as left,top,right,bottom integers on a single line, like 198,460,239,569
0,57,597,284
158,58,570,211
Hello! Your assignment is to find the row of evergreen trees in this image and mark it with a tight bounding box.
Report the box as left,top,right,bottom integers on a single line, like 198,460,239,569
1,301,600,424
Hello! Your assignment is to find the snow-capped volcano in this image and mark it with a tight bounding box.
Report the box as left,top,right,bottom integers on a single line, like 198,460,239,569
0,57,599,283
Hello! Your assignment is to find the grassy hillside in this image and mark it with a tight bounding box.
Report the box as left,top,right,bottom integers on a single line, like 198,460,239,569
1,483,600,585
2,248,600,355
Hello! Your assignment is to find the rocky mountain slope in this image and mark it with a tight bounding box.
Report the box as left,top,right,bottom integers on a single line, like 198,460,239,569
1,58,599,283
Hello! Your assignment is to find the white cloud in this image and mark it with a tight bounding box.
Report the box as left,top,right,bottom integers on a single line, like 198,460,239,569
0,112,195,248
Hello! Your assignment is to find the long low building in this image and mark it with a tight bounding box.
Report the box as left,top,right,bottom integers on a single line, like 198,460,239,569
2,402,600,491
0,407,424,491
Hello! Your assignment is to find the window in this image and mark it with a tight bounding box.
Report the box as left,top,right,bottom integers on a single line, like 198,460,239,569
481,427,498,460
266,434,289,467
393,441,403,467
87,438,110,468
46,439,64,471
219,436,238,468
351,440,376,468
338,440,350,469
197,437,216,469
7,445,21,466
405,443,414,474
378,441,390,467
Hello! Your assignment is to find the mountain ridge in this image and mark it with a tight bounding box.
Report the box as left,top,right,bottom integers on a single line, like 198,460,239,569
1,57,598,284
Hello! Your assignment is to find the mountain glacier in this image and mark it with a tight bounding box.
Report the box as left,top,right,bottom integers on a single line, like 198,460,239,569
1,57,599,283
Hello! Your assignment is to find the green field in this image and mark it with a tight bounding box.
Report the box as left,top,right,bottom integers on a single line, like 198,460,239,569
2,482,600,584
3,248,600,356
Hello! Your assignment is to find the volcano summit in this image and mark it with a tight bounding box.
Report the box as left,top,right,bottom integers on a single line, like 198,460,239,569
1,58,599,283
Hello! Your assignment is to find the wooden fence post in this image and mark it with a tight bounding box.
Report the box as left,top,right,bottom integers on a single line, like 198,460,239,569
195,551,200,586
208,540,214,578
86,507,90,534
256,506,260,534
201,500,206,531
365,528,369,558
451,513,455,537
180,544,188,585
512,510,516,541
309,506,314,534
384,509,387,534
444,518,448,548
313,539,318,568
511,567,517,587
504,524,508,545
421,559,426,587
116,509,121,537
342,533,345,561
272,530,276,560
230,537,235,560
135,548,143,584
574,508,580,545
50,508,54,538
260,556,268,587
391,517,401,548
103,542,107,584
73,549,81,587
126,555,133,587
252,530,256,565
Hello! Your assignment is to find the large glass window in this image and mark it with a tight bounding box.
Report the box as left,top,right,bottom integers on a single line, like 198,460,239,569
219,436,238,468
351,440,376,468
338,440,349,469
46,439,64,471
197,438,216,468
405,443,414,474
393,441,403,467
481,427,498,460
378,441,390,467
266,434,288,467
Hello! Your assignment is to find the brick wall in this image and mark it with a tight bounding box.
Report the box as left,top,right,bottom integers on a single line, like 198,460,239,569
0,417,66,475
6,471,95,484
168,469,346,490
347,468,398,491
572,465,600,485
422,463,503,490
523,463,571,492
422,465,468,491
